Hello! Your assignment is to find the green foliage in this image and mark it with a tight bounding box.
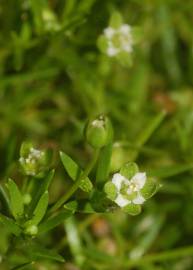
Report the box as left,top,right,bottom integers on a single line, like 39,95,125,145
60,151,93,192
6,179,24,220
0,0,193,269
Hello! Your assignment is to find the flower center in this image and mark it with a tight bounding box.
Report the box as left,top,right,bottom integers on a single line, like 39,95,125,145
127,181,139,194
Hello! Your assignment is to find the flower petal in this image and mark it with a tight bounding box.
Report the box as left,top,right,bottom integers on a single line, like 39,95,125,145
112,173,126,191
131,172,146,189
115,194,130,207
104,27,115,38
132,193,145,205
107,46,119,56
119,24,131,35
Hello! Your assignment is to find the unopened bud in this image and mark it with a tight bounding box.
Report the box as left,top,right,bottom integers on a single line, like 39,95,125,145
85,115,113,148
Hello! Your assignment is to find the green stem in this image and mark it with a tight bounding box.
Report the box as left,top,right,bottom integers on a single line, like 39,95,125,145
21,176,28,193
49,149,100,214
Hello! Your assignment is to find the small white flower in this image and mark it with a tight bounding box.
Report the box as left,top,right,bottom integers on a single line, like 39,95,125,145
103,24,133,57
19,147,45,176
111,171,146,207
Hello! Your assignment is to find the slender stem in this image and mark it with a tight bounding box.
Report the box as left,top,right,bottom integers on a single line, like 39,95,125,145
22,176,28,193
49,149,100,214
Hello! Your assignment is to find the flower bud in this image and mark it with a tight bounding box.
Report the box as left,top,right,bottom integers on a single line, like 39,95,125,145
85,115,113,148
24,224,38,236
23,193,32,205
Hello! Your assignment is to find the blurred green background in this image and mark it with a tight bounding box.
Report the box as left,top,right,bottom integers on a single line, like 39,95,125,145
1,0,193,269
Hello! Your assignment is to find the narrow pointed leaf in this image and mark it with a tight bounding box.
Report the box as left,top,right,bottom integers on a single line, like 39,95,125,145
0,184,11,213
60,151,93,192
28,245,65,262
6,178,24,219
64,200,96,214
0,213,22,236
11,262,34,270
28,169,54,215
30,191,48,225
38,210,72,234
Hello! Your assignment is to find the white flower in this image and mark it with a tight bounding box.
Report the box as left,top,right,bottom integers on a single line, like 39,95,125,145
104,27,115,38
19,147,45,176
103,24,133,57
111,172,146,207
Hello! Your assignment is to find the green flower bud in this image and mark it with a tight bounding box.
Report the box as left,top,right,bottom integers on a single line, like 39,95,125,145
122,203,141,216
120,162,139,179
85,115,113,148
23,193,32,205
24,224,38,236
104,181,117,200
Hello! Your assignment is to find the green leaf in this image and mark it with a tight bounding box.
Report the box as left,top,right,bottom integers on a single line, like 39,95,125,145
60,151,93,192
11,262,34,270
6,178,24,220
38,210,72,234
122,204,141,215
0,184,11,213
0,213,22,236
28,245,65,262
29,191,48,225
28,169,54,215
64,200,96,214
96,141,113,188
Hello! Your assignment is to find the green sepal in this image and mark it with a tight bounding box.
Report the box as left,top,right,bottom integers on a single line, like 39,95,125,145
97,35,108,54
20,141,33,157
6,178,24,220
104,181,117,200
109,11,123,29
122,203,141,215
141,177,157,199
120,162,139,179
116,51,133,67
